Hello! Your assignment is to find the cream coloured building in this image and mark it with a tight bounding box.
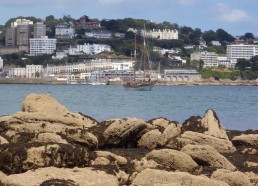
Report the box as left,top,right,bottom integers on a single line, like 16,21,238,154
8,68,26,78
26,65,43,78
11,19,33,27
142,29,178,40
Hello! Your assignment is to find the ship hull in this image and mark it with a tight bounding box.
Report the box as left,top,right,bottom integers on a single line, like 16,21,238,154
123,81,156,91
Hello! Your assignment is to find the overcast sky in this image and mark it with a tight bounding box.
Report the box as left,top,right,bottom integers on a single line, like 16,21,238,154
0,0,257,36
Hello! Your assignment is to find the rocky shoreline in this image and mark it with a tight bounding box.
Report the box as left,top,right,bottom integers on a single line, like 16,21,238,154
0,93,257,185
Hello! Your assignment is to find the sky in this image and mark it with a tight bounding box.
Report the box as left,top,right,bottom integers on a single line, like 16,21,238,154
0,0,257,36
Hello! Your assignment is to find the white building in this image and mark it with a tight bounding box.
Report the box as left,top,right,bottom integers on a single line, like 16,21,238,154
211,41,221,46
52,51,68,60
217,56,233,68
85,30,112,39
227,44,258,61
142,29,178,40
29,36,57,56
26,65,43,78
0,56,3,69
191,51,218,68
111,60,134,71
8,68,26,78
153,46,180,55
55,25,75,39
69,43,111,55
11,19,33,27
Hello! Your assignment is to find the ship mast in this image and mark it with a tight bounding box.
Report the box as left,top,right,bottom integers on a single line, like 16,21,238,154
143,23,146,81
133,32,137,82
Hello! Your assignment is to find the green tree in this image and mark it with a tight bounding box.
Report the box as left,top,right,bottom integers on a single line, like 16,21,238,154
45,15,64,38
235,58,250,71
244,32,255,40
250,55,258,71
202,30,217,43
216,29,235,43
62,15,75,23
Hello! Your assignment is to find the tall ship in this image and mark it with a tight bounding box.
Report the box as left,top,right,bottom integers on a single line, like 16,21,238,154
123,24,157,91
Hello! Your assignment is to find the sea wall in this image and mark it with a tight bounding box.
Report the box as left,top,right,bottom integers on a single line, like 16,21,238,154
0,93,257,185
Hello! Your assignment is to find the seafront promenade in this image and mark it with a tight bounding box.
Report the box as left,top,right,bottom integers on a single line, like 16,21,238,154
0,77,258,86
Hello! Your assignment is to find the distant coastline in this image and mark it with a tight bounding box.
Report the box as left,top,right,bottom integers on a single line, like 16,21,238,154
0,77,258,86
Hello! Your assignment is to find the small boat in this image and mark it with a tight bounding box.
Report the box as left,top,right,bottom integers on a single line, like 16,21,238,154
123,24,156,91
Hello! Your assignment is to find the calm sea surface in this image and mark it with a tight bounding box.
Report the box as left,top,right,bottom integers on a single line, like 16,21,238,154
0,84,257,131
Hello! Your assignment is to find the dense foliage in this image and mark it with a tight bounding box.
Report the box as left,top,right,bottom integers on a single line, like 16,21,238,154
200,69,240,80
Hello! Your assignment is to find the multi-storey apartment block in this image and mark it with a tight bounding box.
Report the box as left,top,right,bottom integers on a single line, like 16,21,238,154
5,19,34,47
34,22,46,38
16,23,31,46
29,36,57,56
227,44,258,61
5,27,16,46
191,51,218,67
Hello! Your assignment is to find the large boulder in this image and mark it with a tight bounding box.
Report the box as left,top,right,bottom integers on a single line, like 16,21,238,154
0,135,8,144
244,172,258,186
22,93,68,115
0,167,119,186
167,131,236,153
131,168,229,186
61,128,98,149
181,144,236,171
0,143,90,174
137,129,166,149
182,109,229,140
147,117,179,131
0,171,6,180
9,132,68,144
91,151,128,166
131,157,159,173
211,169,252,186
146,149,199,173
1,111,97,136
138,118,181,149
232,134,258,146
101,118,149,148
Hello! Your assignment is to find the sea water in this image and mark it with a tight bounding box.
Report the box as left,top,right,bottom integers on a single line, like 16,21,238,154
0,84,257,131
